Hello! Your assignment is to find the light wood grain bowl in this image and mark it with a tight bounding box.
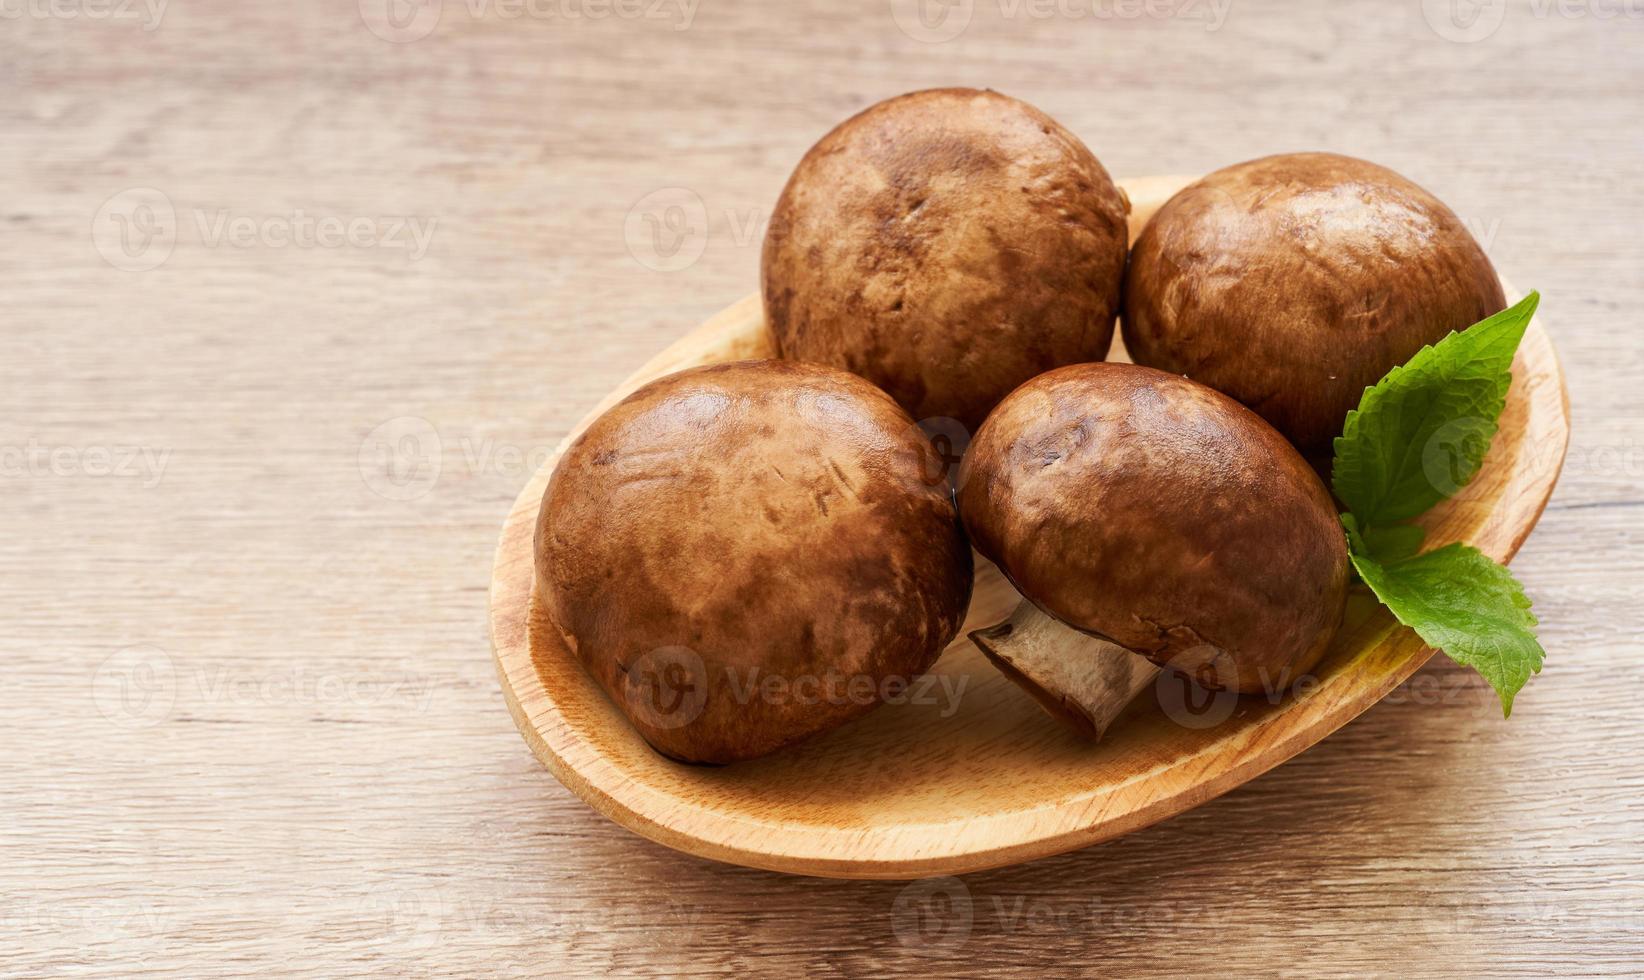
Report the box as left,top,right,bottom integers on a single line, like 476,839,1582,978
489,175,1570,880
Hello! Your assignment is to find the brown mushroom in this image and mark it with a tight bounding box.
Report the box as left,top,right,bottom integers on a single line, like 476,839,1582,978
762,87,1130,434
956,363,1349,739
536,359,974,764
1123,151,1506,454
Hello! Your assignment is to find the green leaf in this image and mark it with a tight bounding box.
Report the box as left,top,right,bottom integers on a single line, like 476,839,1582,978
1332,292,1539,527
1340,513,1365,553
1361,524,1426,562
1351,543,1544,716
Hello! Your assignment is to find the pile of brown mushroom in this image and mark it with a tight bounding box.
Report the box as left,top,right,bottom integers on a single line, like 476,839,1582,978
537,88,1506,761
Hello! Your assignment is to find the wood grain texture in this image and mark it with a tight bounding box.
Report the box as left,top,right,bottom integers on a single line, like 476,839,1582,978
490,177,1568,878
4,1,1643,975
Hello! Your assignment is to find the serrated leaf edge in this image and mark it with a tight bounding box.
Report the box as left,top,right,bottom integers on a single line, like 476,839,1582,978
1331,291,1540,528
1348,544,1545,718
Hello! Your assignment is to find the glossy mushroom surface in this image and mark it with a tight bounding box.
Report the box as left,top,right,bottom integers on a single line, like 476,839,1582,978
762,87,1130,433
536,359,973,764
957,363,1349,712
1123,151,1506,453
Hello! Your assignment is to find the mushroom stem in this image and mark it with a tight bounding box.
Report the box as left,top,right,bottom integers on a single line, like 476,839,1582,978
970,600,1160,741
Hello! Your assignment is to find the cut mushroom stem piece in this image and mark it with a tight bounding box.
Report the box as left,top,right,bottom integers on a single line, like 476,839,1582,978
970,600,1159,741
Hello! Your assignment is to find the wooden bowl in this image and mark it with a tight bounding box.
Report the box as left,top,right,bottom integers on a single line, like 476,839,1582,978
489,175,1570,879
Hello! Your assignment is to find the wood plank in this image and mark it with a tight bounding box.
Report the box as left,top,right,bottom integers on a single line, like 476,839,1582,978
4,1,1640,974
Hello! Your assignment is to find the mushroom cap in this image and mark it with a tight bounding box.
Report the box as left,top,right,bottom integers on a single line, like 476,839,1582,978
956,363,1349,694
536,359,973,764
1122,151,1506,453
762,87,1130,433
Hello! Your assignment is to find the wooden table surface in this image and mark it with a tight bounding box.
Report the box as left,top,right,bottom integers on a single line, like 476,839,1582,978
6,1,1642,976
